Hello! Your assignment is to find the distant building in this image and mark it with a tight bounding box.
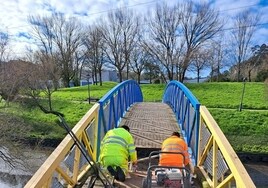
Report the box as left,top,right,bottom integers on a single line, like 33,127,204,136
184,77,208,83
80,70,117,86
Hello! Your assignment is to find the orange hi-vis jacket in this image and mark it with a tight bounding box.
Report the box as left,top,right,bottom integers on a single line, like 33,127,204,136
159,136,190,167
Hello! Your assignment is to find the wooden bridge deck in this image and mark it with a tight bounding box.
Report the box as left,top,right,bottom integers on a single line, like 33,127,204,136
120,102,180,149
112,102,182,187
83,102,183,188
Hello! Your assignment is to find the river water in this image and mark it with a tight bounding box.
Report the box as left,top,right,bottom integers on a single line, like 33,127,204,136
0,145,52,188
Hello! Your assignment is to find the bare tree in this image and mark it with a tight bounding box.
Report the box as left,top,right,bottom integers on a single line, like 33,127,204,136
143,58,161,84
84,25,106,86
205,40,227,82
231,10,260,81
178,1,223,82
73,51,86,86
144,3,181,81
101,8,139,82
130,45,147,84
0,60,34,104
23,50,61,111
190,48,209,83
28,13,83,87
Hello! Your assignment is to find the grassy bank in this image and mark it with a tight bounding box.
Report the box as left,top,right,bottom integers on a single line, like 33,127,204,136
0,82,267,154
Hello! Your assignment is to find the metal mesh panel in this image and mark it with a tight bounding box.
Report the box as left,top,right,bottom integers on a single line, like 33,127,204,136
204,147,229,181
182,96,187,131
177,90,182,121
79,149,88,169
122,88,126,112
103,101,111,130
63,146,75,173
86,119,96,152
200,122,211,154
189,107,196,151
119,88,124,116
114,91,119,126
51,172,65,188
216,150,229,180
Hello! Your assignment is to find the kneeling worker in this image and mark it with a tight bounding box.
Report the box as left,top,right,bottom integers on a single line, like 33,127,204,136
99,125,137,182
159,132,190,170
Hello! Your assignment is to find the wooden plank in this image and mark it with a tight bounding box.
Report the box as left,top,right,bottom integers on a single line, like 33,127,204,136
121,102,180,149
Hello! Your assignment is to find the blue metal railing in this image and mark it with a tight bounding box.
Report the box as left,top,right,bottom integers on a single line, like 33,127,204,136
97,80,143,158
163,81,200,165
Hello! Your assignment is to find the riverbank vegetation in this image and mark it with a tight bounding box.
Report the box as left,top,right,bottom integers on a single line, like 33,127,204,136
0,82,267,153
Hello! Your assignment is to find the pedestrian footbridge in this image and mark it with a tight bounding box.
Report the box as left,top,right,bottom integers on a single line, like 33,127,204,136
24,80,255,188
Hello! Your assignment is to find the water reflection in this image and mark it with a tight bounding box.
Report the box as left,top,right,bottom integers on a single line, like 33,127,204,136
0,146,51,188
0,172,29,188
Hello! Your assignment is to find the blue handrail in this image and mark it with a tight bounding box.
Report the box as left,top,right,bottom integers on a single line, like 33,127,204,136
163,80,200,165
96,80,143,158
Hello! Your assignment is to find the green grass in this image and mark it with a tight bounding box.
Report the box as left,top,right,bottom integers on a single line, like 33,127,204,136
52,82,118,101
209,108,268,153
186,82,268,109
210,109,268,136
1,81,267,154
140,84,166,101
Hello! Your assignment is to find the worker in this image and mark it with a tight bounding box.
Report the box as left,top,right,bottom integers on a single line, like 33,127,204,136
99,125,137,182
159,132,190,169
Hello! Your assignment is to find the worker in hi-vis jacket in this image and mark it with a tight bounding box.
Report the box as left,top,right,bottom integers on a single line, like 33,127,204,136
159,132,190,169
99,125,137,182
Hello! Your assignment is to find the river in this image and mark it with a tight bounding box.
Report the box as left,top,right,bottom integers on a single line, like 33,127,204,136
0,145,52,188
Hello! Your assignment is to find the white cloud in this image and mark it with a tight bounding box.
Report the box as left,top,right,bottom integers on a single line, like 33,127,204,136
253,27,268,45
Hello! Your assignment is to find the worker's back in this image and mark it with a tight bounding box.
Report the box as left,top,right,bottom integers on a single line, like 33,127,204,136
159,135,189,167
100,127,132,159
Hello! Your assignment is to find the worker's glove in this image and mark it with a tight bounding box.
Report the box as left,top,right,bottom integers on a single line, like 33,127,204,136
132,164,137,172
132,160,138,166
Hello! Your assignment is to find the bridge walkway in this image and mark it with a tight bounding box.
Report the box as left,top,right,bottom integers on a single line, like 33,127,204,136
121,102,179,149
83,102,190,188
117,102,183,187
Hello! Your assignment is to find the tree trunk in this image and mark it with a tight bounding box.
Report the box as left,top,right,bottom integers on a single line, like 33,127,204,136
94,71,98,85
48,92,52,111
99,69,102,86
118,70,123,82
237,63,241,82
137,72,141,84
248,70,251,82
197,70,200,83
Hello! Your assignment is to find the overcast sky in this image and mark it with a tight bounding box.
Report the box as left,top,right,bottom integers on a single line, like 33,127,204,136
0,0,268,59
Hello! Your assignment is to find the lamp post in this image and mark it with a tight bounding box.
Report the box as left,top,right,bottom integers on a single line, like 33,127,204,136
239,77,247,111
87,74,90,104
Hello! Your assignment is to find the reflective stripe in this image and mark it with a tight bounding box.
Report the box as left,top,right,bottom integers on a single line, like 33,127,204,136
163,148,183,151
128,143,135,147
102,140,127,147
163,143,184,149
102,135,129,148
128,149,136,153
105,136,128,145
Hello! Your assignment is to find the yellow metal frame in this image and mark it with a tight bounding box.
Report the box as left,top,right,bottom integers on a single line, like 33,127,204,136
24,103,100,188
198,106,255,188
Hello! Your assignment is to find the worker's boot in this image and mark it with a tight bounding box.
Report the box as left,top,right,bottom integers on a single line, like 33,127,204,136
107,166,118,179
107,166,125,182
116,166,125,182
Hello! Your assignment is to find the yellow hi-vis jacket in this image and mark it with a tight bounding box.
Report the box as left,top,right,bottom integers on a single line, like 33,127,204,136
99,127,137,173
159,135,190,167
